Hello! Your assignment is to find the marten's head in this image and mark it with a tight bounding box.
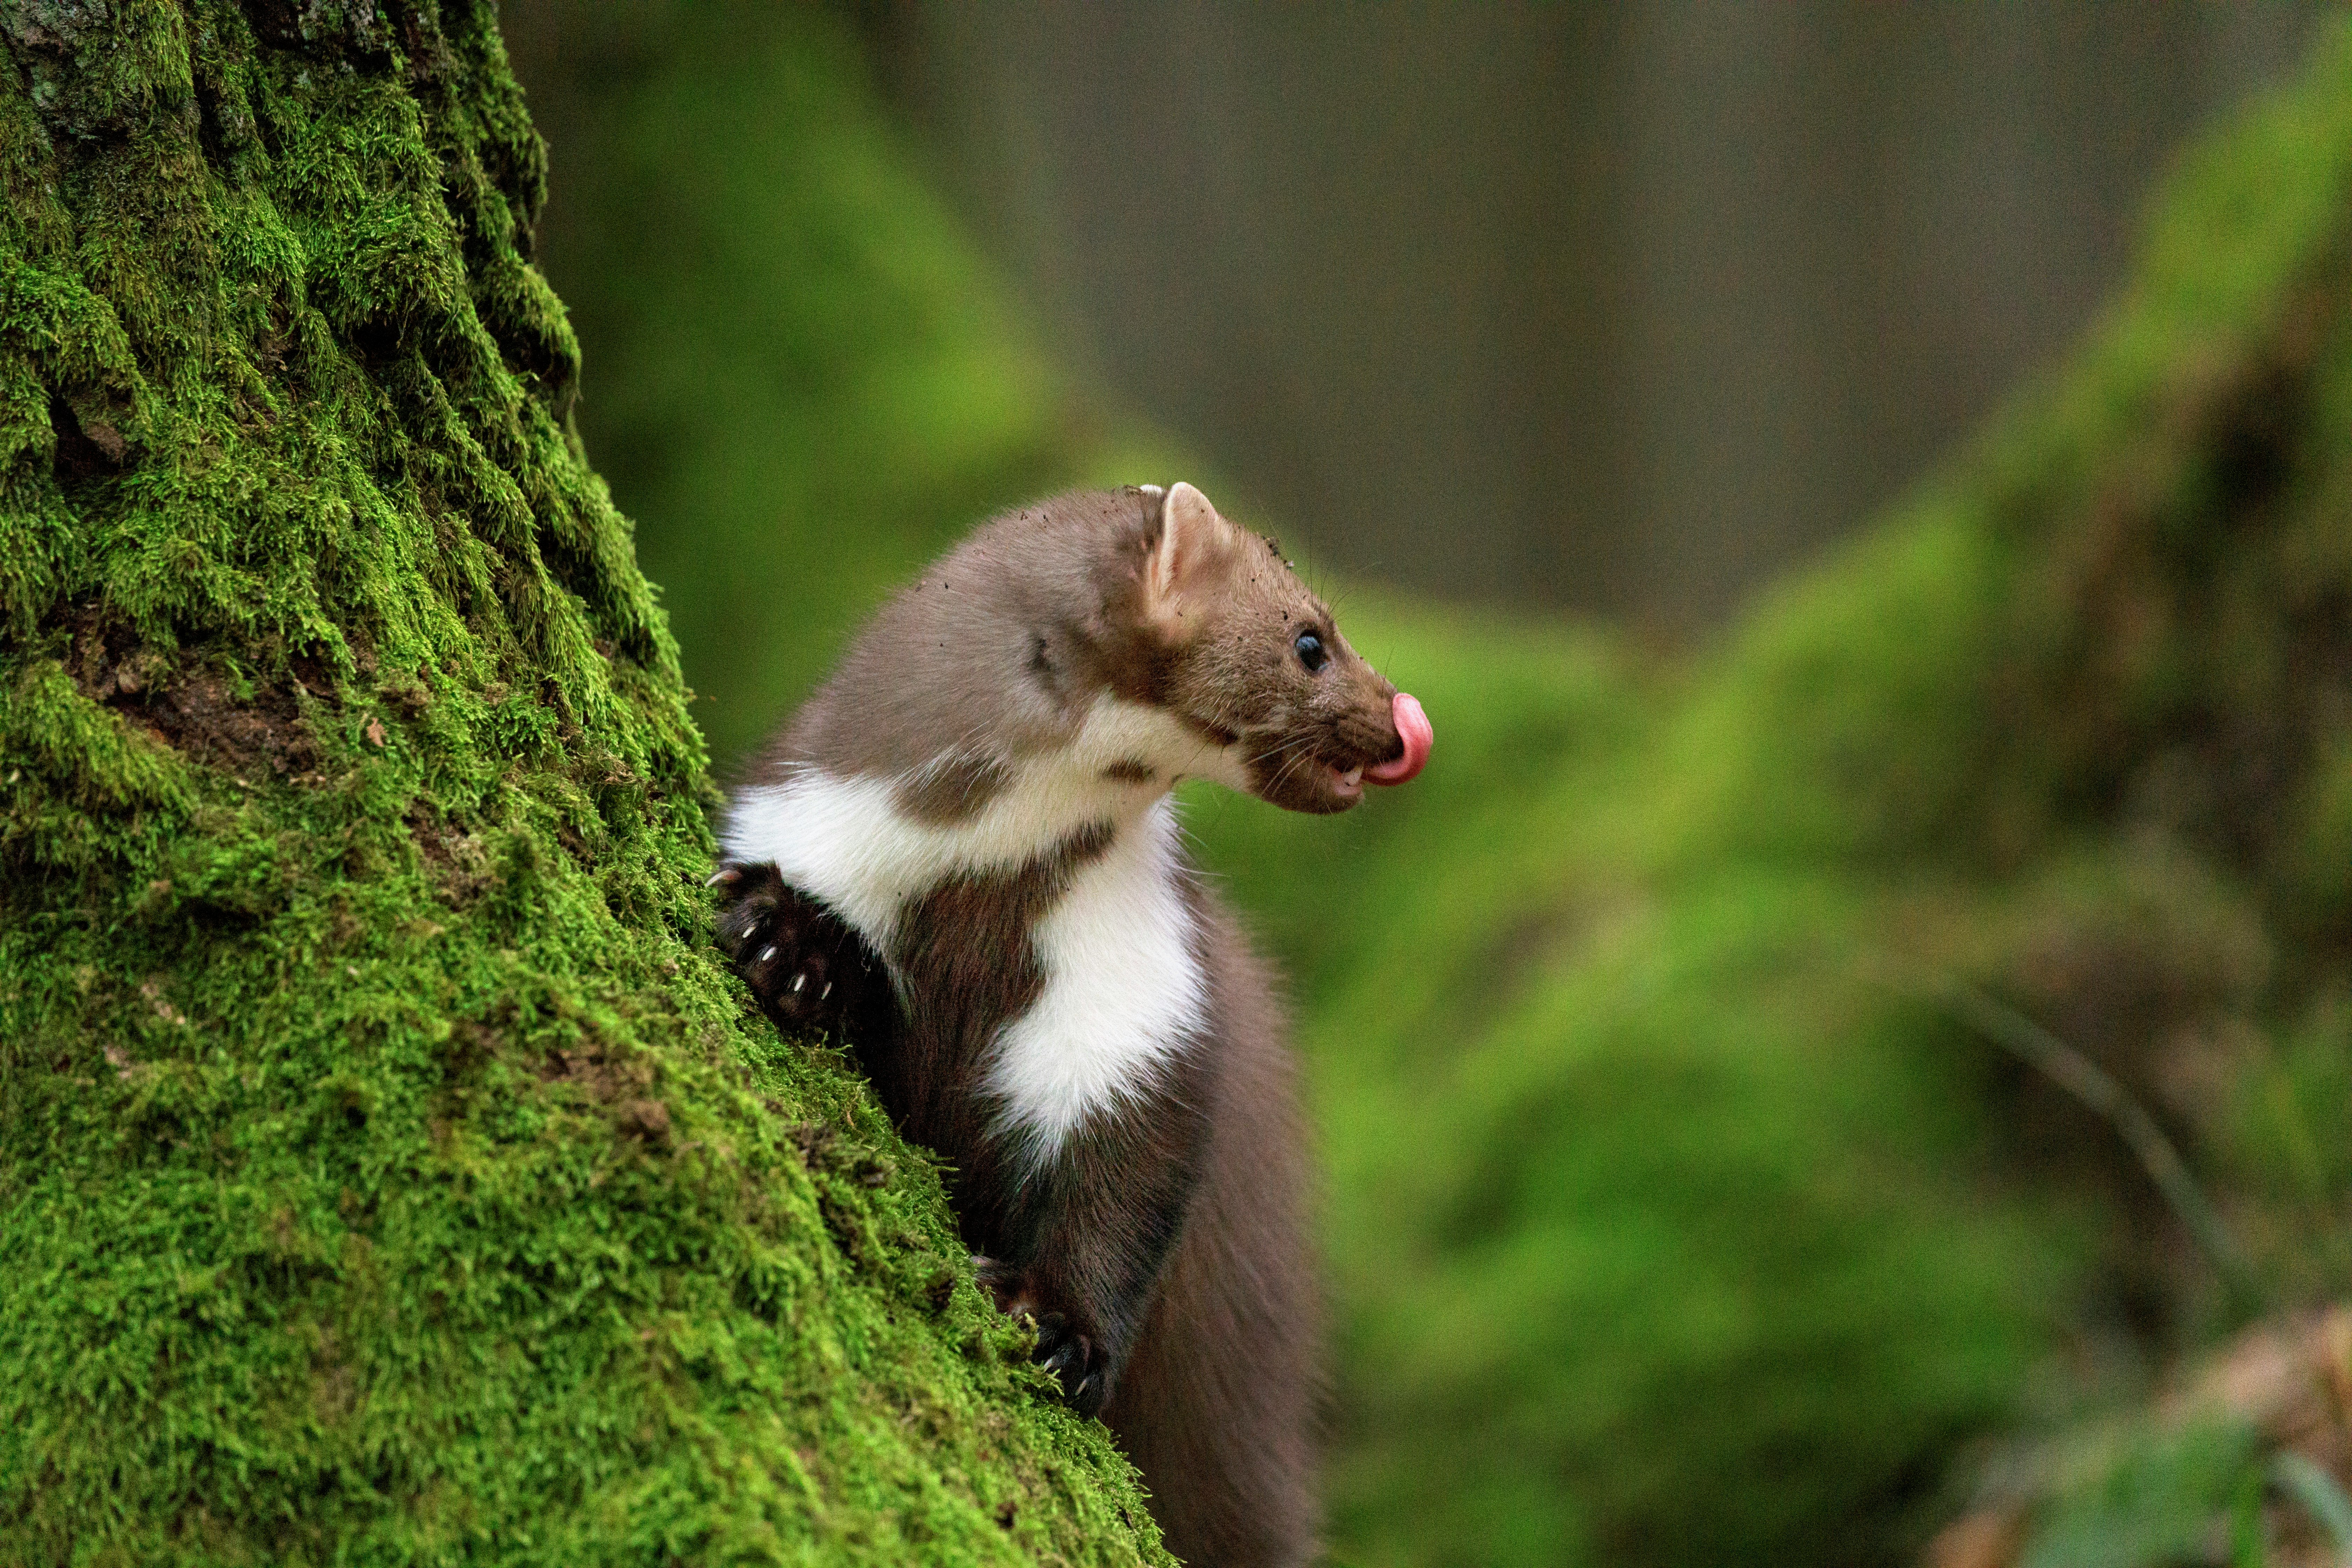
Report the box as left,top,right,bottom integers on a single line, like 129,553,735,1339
1131,482,1431,815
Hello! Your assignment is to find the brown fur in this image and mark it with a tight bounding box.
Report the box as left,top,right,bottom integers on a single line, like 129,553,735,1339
720,485,1407,1566
894,752,1015,824
1106,892,1320,1567
750,486,1406,804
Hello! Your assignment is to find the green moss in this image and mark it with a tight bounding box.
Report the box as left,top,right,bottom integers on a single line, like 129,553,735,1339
0,5,1164,1562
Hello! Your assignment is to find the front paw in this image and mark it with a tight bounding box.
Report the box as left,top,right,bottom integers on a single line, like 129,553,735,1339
710,861,877,1040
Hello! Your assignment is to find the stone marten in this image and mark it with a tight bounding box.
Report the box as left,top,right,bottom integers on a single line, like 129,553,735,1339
713,482,1432,1566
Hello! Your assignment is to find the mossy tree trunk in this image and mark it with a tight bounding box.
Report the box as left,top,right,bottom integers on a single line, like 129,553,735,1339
0,5,1164,1561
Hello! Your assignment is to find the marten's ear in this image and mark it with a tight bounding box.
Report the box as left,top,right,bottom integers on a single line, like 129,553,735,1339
1145,481,1242,626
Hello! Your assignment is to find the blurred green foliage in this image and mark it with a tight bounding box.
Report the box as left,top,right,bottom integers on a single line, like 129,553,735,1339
1183,597,2088,1566
520,6,2352,1566
521,0,1078,763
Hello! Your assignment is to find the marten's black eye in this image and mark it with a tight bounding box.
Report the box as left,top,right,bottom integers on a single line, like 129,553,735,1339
1293,631,1328,673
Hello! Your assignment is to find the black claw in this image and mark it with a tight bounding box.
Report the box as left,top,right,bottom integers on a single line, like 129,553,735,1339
710,860,892,1045
1029,1312,1106,1416
969,1265,1112,1416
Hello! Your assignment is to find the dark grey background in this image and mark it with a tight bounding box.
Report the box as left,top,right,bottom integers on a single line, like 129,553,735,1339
859,2,2332,628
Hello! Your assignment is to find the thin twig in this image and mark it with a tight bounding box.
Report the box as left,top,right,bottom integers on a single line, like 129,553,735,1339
1871,963,2268,1314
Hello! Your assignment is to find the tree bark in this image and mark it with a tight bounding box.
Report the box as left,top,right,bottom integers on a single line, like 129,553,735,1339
0,4,1165,1561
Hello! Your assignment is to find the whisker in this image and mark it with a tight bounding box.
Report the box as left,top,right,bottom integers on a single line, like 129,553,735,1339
1264,738,1331,798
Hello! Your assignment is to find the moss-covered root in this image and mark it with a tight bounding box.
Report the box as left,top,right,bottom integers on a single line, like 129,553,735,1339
0,4,1166,1562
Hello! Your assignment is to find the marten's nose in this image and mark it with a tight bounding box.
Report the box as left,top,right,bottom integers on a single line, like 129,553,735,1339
1365,693,1431,785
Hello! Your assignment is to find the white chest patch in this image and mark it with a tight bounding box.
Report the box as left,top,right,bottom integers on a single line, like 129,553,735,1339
721,696,1227,1163
981,801,1206,1162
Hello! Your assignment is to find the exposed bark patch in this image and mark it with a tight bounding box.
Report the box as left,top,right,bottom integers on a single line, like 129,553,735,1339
530,1042,676,1147
313,1329,358,1426
405,806,493,903
132,668,316,778
617,1097,672,1146
537,1041,654,1103
48,392,129,487
245,0,394,64
63,609,323,780
780,1120,891,1187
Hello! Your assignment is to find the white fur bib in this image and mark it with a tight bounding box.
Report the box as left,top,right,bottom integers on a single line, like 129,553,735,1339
723,696,1236,1161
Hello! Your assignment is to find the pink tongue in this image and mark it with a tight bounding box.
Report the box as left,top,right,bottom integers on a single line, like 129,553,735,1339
1365,692,1432,786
